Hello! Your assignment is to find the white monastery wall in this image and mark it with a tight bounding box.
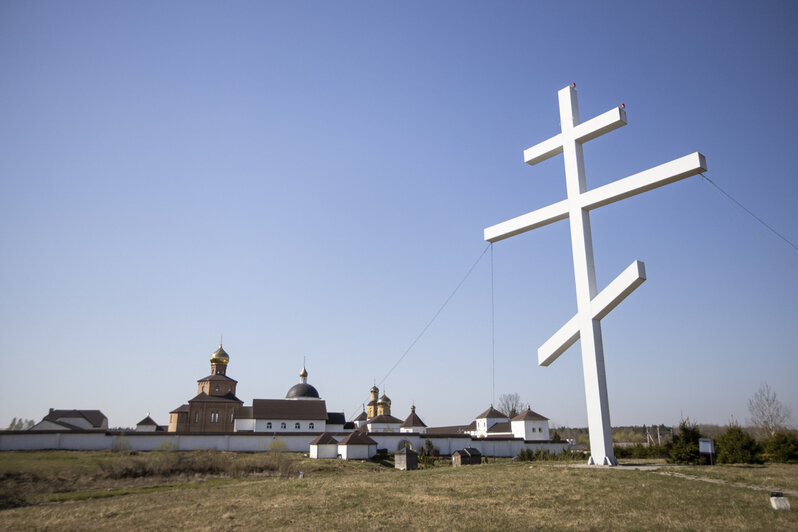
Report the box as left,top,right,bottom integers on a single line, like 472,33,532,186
0,432,570,457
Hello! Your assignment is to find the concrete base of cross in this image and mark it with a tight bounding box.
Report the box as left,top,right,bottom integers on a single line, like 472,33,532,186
588,455,618,466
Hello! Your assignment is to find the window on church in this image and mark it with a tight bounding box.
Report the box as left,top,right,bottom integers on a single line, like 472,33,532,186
194,411,199,423
230,411,234,423
309,423,314,430
215,385,220,392
280,422,286,429
295,423,300,430
266,422,272,429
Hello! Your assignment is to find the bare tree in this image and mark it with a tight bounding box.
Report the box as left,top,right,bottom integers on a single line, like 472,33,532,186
748,383,791,437
498,393,522,418
6,418,34,430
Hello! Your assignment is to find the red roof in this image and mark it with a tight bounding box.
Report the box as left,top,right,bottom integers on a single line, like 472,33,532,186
338,432,378,446
309,432,339,445
367,414,403,424
44,409,107,428
188,392,243,404
511,408,549,421
487,421,512,433
476,406,508,419
251,399,328,420
401,411,427,428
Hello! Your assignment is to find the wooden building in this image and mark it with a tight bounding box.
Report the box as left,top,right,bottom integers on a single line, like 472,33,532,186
452,447,482,466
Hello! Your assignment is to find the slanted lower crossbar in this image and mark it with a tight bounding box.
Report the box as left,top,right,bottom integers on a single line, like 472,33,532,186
538,260,647,366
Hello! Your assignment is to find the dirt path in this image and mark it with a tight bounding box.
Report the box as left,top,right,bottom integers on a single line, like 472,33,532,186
656,470,798,497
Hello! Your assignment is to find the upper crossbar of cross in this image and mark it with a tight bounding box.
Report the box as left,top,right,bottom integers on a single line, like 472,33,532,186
485,112,706,243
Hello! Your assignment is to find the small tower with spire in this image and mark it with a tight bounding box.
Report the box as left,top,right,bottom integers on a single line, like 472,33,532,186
367,385,379,418
377,390,392,416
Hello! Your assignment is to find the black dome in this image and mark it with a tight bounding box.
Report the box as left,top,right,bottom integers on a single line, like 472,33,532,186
285,383,320,399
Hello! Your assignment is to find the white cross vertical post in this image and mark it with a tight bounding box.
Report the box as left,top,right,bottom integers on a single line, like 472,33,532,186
485,84,706,466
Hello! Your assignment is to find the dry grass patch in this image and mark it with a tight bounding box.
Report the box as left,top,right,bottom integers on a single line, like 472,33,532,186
0,450,296,509
660,463,798,492
0,452,796,530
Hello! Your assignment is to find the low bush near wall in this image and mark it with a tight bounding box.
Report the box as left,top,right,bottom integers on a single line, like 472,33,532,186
515,449,583,462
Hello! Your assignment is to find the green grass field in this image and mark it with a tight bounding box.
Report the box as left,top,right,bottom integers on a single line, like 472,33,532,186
0,451,795,530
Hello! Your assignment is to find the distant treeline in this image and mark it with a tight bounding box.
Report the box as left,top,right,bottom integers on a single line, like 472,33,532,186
549,422,798,464
552,423,789,446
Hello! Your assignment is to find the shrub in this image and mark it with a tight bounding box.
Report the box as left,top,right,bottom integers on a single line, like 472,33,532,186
110,434,131,453
763,432,798,463
374,449,389,461
715,425,762,464
667,421,705,464
154,440,178,452
267,439,287,453
516,449,583,461
613,444,667,459
419,440,438,467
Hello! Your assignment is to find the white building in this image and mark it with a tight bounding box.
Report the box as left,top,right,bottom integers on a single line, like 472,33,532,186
511,406,550,441
233,366,350,434
309,433,339,459
399,405,427,434
364,414,404,433
234,399,328,433
338,432,378,460
352,409,368,430
461,404,550,441
135,415,159,432
470,405,510,438
30,409,108,431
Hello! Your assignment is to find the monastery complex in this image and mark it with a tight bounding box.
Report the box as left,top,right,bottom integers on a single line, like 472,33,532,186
2,345,569,459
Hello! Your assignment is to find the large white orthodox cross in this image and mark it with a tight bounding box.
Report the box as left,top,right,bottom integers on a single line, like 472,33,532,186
485,85,706,465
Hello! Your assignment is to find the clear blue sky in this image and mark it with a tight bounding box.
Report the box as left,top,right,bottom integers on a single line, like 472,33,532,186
1,1,796,430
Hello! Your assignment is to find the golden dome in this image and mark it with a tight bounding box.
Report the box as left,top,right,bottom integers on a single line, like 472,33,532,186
210,345,229,365
299,366,308,378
